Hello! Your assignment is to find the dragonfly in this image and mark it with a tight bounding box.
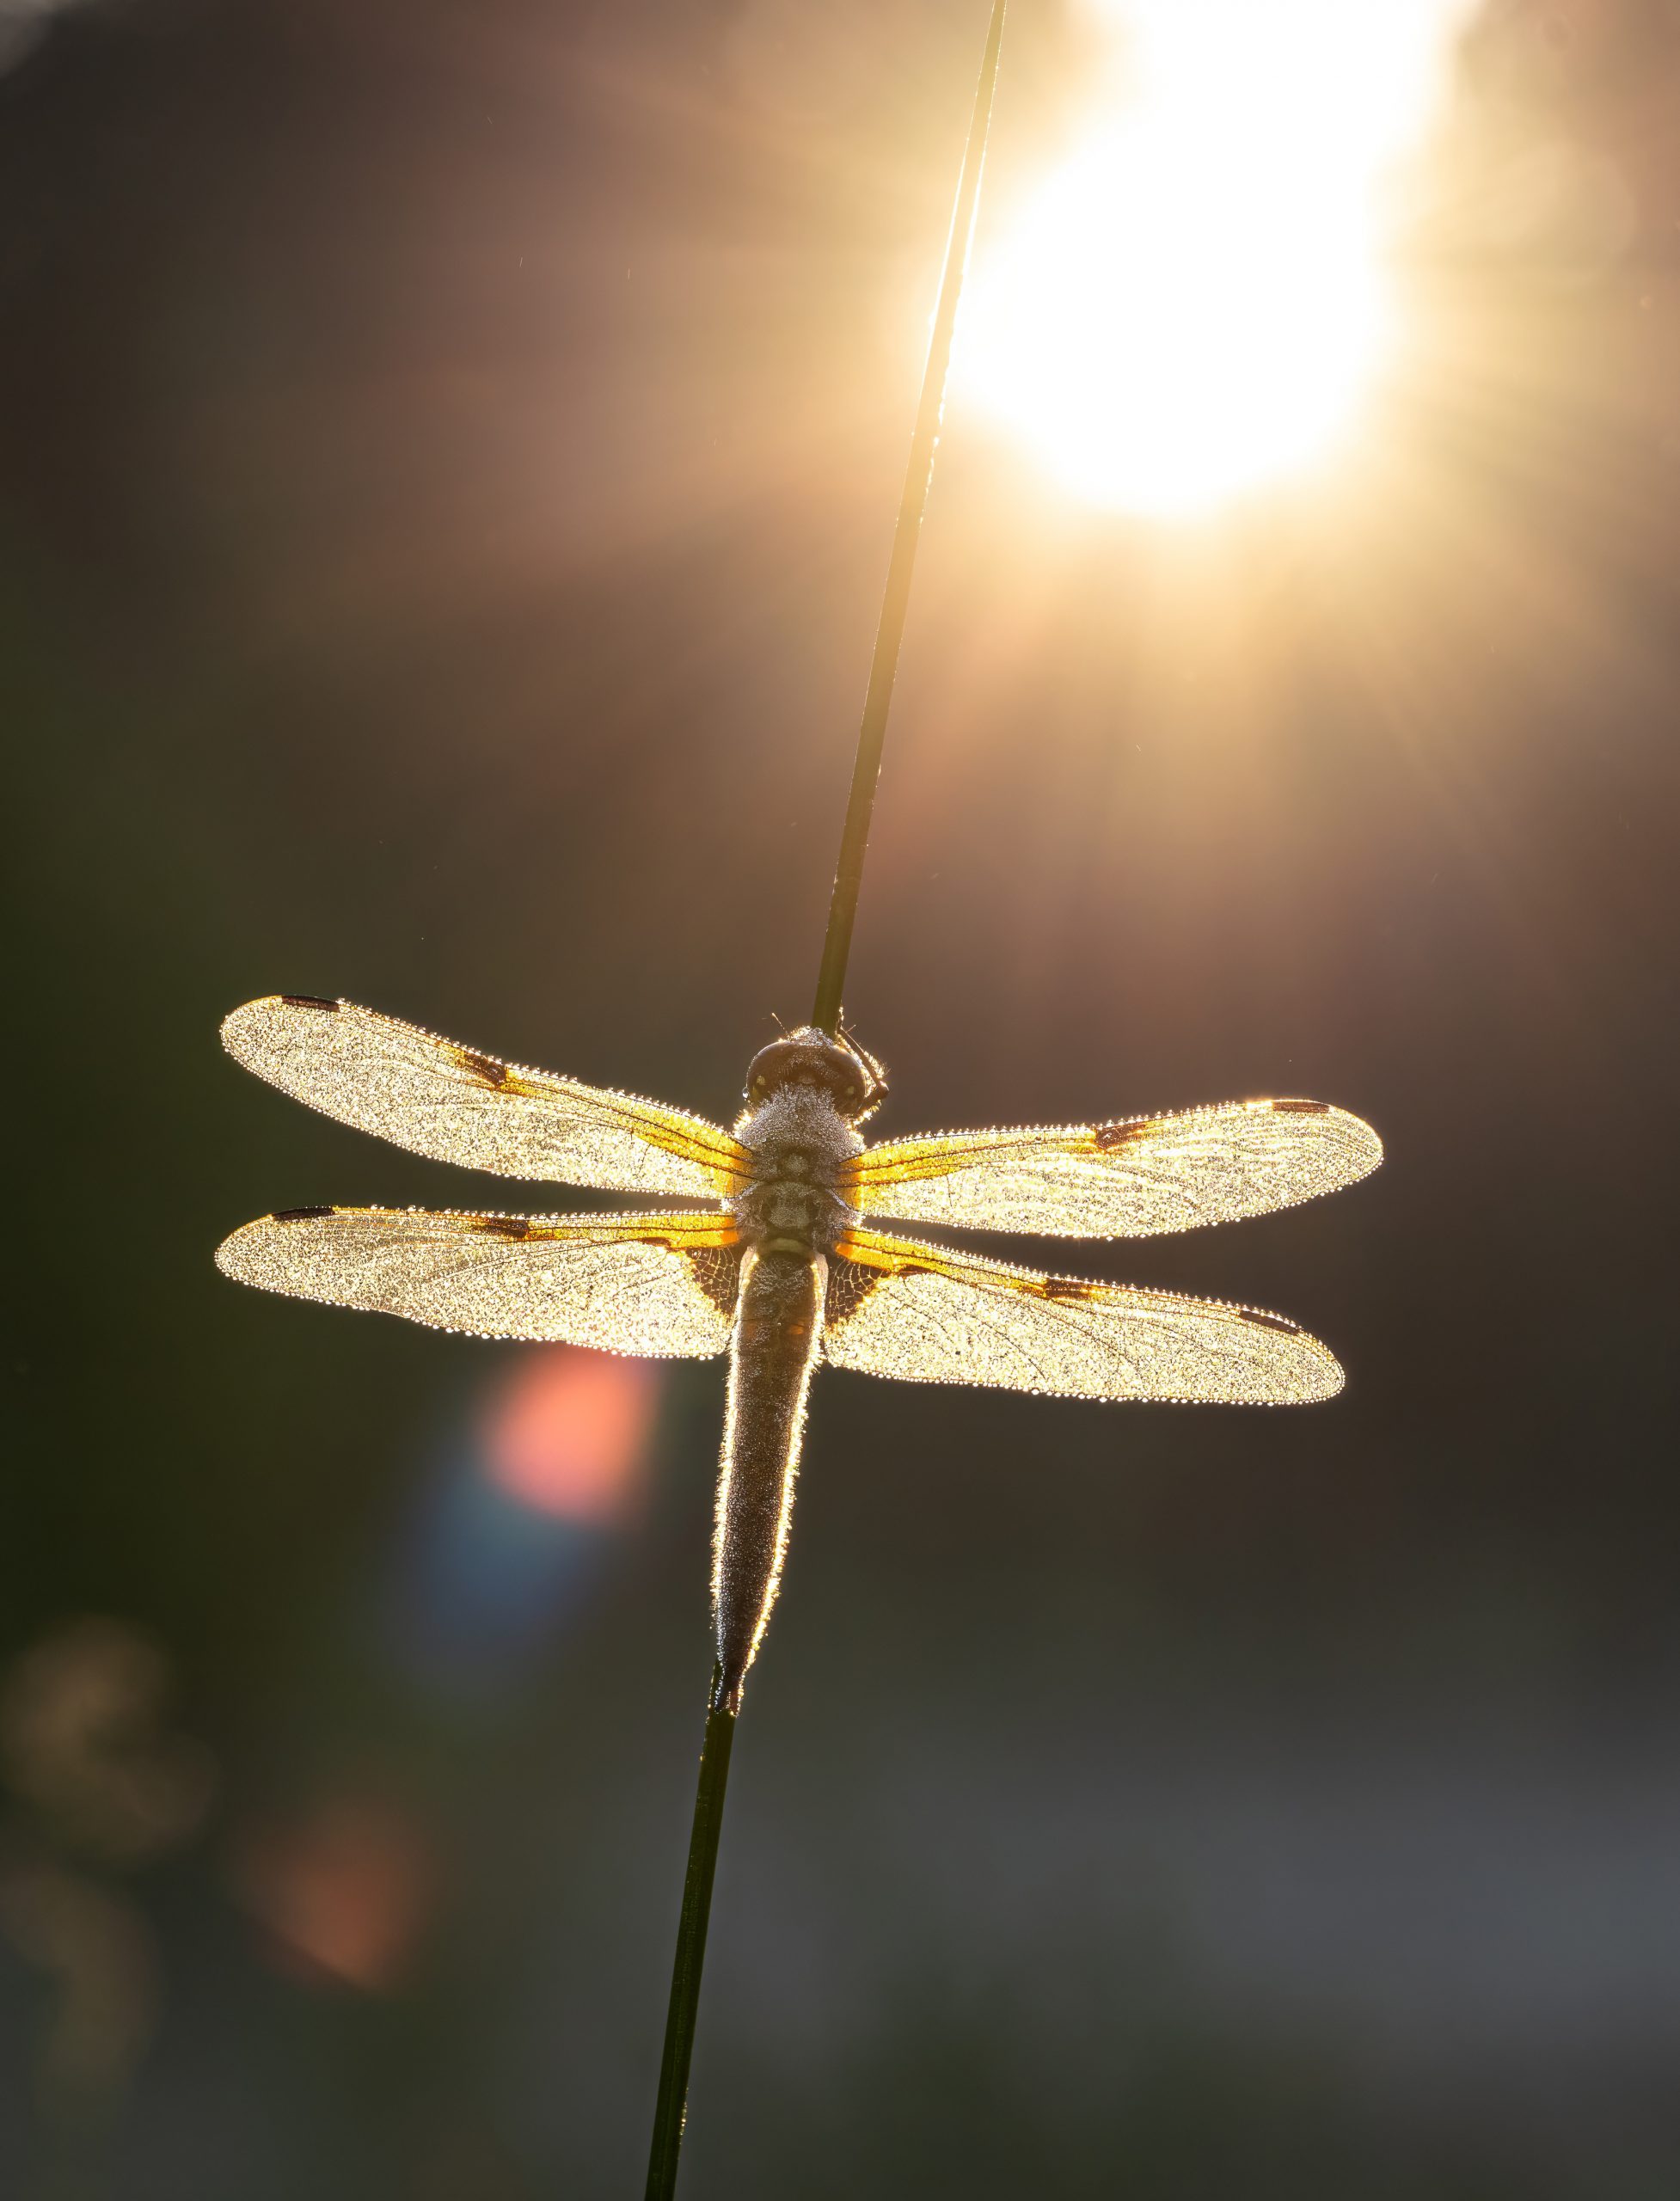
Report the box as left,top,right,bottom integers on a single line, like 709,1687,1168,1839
217,995,1381,1707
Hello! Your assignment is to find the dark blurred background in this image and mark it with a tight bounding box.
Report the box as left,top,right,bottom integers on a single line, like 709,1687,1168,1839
4,0,1679,2194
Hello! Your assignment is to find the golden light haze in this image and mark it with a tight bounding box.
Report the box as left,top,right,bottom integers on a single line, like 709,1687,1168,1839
954,0,1478,516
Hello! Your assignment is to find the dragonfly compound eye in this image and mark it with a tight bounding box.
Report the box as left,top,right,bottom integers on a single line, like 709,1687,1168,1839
744,1031,876,1118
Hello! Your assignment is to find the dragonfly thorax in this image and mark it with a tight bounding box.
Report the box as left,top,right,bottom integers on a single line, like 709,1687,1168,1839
729,1080,864,1258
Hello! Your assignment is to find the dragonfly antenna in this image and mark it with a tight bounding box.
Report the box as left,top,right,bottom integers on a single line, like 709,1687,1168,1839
809,0,1009,1038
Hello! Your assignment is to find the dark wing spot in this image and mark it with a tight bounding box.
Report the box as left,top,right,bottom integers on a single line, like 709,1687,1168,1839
1039,1275,1097,1303
273,1205,335,1222
471,1215,532,1239
453,1047,513,1088
1091,1119,1149,1150
1237,1308,1301,1334
279,995,338,1011
684,1243,744,1321
1269,1099,1331,1115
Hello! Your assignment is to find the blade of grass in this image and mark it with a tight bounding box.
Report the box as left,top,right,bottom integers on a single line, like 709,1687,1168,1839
643,1671,736,2201
811,0,1009,1038
643,11,1008,2193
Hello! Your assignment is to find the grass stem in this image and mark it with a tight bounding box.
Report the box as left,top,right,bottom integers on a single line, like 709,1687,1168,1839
810,0,1009,1037
643,1671,737,2201
644,9,1008,2190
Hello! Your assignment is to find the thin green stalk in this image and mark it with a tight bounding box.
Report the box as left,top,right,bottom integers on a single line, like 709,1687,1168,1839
643,10,1008,2193
644,1671,737,2201
811,0,1009,1037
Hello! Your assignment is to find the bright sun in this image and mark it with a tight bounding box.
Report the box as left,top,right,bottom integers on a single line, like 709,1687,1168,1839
953,0,1469,518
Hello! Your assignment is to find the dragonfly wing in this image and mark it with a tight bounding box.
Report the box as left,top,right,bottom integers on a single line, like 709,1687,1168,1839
222,997,747,1199
823,1228,1342,1404
849,1099,1381,1238
217,1207,740,1354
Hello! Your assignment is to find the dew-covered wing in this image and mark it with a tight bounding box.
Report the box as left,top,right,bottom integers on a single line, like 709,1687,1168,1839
217,1206,741,1352
823,1228,1342,1404
848,1099,1381,1239
221,996,747,1199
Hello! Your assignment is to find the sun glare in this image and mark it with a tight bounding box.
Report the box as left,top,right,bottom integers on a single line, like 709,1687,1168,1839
954,0,1471,517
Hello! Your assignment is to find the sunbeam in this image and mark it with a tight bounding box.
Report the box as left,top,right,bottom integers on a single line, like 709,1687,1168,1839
955,0,1477,516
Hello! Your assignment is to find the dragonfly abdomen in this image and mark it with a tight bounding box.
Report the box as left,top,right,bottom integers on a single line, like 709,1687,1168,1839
712,1245,826,1712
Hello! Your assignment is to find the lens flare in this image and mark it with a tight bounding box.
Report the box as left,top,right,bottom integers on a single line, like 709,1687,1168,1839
484,1346,659,1522
236,1797,433,1992
955,0,1474,515
376,1349,664,1697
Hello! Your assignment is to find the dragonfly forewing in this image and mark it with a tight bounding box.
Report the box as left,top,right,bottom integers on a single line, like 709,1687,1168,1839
849,1098,1381,1238
222,996,748,1199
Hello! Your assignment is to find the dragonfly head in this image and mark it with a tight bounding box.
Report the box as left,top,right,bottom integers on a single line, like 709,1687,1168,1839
745,1025,886,1125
